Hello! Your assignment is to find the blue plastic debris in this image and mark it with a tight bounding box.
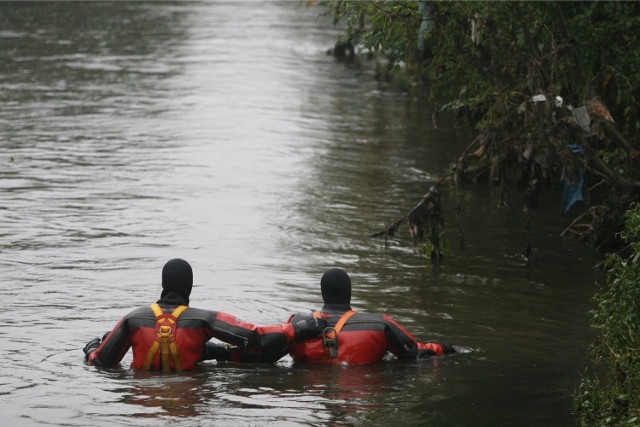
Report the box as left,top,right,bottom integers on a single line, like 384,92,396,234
562,144,584,214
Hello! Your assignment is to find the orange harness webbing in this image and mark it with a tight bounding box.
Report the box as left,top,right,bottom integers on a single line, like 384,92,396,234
143,304,188,372
313,310,357,358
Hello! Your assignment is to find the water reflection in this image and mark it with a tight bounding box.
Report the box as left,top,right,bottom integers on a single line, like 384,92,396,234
108,359,450,425
121,372,209,418
207,361,446,426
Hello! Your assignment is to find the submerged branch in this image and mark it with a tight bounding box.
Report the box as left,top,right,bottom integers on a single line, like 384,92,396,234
371,176,447,242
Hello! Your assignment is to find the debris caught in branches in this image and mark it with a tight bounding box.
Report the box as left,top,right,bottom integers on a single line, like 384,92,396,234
371,94,638,256
321,1,640,256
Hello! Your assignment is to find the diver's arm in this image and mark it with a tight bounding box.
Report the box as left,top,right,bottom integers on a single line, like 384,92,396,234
201,311,325,363
383,314,455,359
84,319,132,367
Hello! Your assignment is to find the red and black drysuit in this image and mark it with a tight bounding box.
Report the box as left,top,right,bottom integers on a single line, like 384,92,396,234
286,304,451,365
86,305,300,370
84,258,323,371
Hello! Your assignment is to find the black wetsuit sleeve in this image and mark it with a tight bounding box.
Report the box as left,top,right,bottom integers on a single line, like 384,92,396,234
383,314,448,358
86,318,131,367
382,314,423,359
200,310,294,363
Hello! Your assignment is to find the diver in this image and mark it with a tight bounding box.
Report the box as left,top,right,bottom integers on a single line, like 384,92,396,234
83,258,325,372
286,267,455,364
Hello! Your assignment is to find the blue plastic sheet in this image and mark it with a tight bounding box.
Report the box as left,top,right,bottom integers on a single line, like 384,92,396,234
562,171,584,214
562,144,584,214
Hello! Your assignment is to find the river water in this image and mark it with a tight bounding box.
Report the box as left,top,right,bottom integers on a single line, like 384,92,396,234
0,2,602,426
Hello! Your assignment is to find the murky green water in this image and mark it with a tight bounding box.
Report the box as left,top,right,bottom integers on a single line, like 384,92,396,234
0,2,601,426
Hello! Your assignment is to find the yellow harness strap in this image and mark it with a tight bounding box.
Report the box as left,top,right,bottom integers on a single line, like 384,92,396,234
143,304,188,372
313,310,357,334
333,310,357,334
313,310,357,358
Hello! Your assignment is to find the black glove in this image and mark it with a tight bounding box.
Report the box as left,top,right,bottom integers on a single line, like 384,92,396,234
293,317,327,342
440,342,456,355
203,342,235,361
83,337,101,358
417,348,437,359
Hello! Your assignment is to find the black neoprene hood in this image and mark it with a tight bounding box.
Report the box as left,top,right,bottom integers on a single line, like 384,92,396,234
159,258,193,306
320,268,352,305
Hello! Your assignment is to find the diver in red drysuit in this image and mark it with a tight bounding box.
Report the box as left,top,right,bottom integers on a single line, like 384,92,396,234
287,268,455,364
205,268,455,365
83,259,325,371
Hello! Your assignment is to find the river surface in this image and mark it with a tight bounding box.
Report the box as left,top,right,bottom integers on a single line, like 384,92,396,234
0,2,603,426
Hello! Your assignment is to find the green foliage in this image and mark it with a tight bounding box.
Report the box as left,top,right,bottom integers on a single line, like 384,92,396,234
323,0,423,71
322,0,640,152
574,204,640,426
420,230,447,260
322,0,640,250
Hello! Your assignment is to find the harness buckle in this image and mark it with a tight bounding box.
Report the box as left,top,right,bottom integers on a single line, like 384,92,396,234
158,325,173,337
321,327,339,358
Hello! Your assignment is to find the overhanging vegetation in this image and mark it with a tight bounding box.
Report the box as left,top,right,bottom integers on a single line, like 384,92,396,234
317,0,640,258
